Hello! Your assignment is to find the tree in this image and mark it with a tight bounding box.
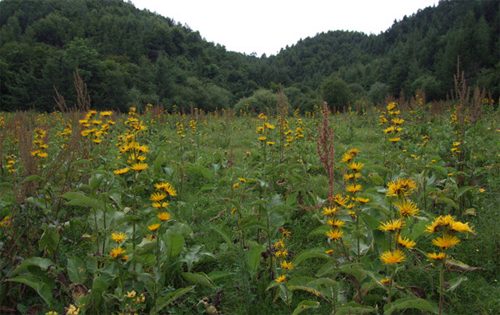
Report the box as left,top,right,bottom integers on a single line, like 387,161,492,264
322,77,353,110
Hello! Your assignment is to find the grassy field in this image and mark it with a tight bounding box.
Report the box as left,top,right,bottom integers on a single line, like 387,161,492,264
1,93,499,315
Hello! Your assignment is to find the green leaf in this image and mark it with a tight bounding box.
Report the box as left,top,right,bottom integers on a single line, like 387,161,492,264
239,215,267,231
181,272,214,288
67,257,85,284
292,247,329,266
165,233,185,259
308,225,330,237
197,184,217,194
21,175,45,184
10,257,55,276
427,165,448,177
336,302,376,314
436,197,459,210
456,186,474,199
8,276,53,307
291,300,320,315
207,270,233,282
337,263,367,282
154,286,195,314
385,297,438,314
209,225,232,246
247,244,266,272
92,275,111,307
446,276,467,292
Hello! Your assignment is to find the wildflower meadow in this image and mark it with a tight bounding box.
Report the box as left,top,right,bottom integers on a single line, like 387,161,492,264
1,77,499,315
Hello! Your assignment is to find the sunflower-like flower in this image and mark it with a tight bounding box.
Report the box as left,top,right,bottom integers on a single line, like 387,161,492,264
394,199,419,217
346,184,362,194
379,219,403,232
427,252,447,261
152,202,169,208
432,234,460,249
450,221,474,234
110,247,126,258
148,223,160,232
349,162,364,172
157,212,171,221
111,232,127,243
280,260,293,270
150,192,167,202
380,249,406,265
326,218,345,228
275,275,287,283
326,228,344,241
397,235,416,249
322,206,337,216
155,182,177,196
130,163,148,172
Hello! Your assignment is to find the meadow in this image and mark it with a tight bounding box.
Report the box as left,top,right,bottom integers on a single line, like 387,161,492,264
1,83,499,315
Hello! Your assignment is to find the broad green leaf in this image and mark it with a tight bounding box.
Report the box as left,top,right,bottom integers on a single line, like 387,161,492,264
436,197,459,210
67,257,85,284
209,225,232,246
165,233,185,259
291,300,320,315
21,175,45,184
154,285,195,314
292,247,329,266
456,186,474,199
446,276,467,292
308,225,330,237
207,271,233,281
336,302,376,314
247,244,266,272
10,257,55,276
8,276,53,307
385,297,438,314
181,272,214,288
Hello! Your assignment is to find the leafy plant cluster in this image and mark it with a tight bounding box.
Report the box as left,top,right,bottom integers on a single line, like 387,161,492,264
0,79,499,314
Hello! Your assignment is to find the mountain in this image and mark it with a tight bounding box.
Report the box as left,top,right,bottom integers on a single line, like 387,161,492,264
0,0,498,112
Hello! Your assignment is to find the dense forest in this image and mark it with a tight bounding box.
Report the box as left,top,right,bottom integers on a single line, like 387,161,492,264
0,0,498,112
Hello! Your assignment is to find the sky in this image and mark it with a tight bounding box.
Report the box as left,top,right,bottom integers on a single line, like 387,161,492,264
130,0,439,57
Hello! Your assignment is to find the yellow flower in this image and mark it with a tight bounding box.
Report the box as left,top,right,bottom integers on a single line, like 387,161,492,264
150,192,167,202
387,102,397,111
0,216,11,228
325,249,334,254
394,199,419,217
155,182,177,196
322,206,337,216
275,275,287,282
397,235,416,249
380,250,405,265
432,235,460,249
125,290,137,298
427,252,447,261
348,148,360,156
349,162,364,172
130,163,148,172
346,184,362,193
66,304,80,315
389,137,401,142
326,218,345,228
152,202,169,208
110,232,127,243
275,249,289,258
238,177,246,183
280,260,293,270
281,228,292,238
110,247,126,258
450,221,474,234
380,277,391,284
267,141,275,146
46,311,58,315
379,219,403,232
258,136,267,141
148,223,160,232
341,153,354,163
157,212,171,221
356,197,370,204
325,228,343,240
233,183,240,189
274,239,285,250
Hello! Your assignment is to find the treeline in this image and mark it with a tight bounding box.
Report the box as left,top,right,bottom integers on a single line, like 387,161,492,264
0,0,498,112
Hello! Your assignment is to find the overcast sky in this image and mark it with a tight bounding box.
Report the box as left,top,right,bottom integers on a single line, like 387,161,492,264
130,0,439,56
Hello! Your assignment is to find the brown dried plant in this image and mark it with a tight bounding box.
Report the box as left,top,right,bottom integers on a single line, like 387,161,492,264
316,101,336,200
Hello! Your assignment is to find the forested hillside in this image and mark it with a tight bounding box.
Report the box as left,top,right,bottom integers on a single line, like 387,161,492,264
0,0,498,112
